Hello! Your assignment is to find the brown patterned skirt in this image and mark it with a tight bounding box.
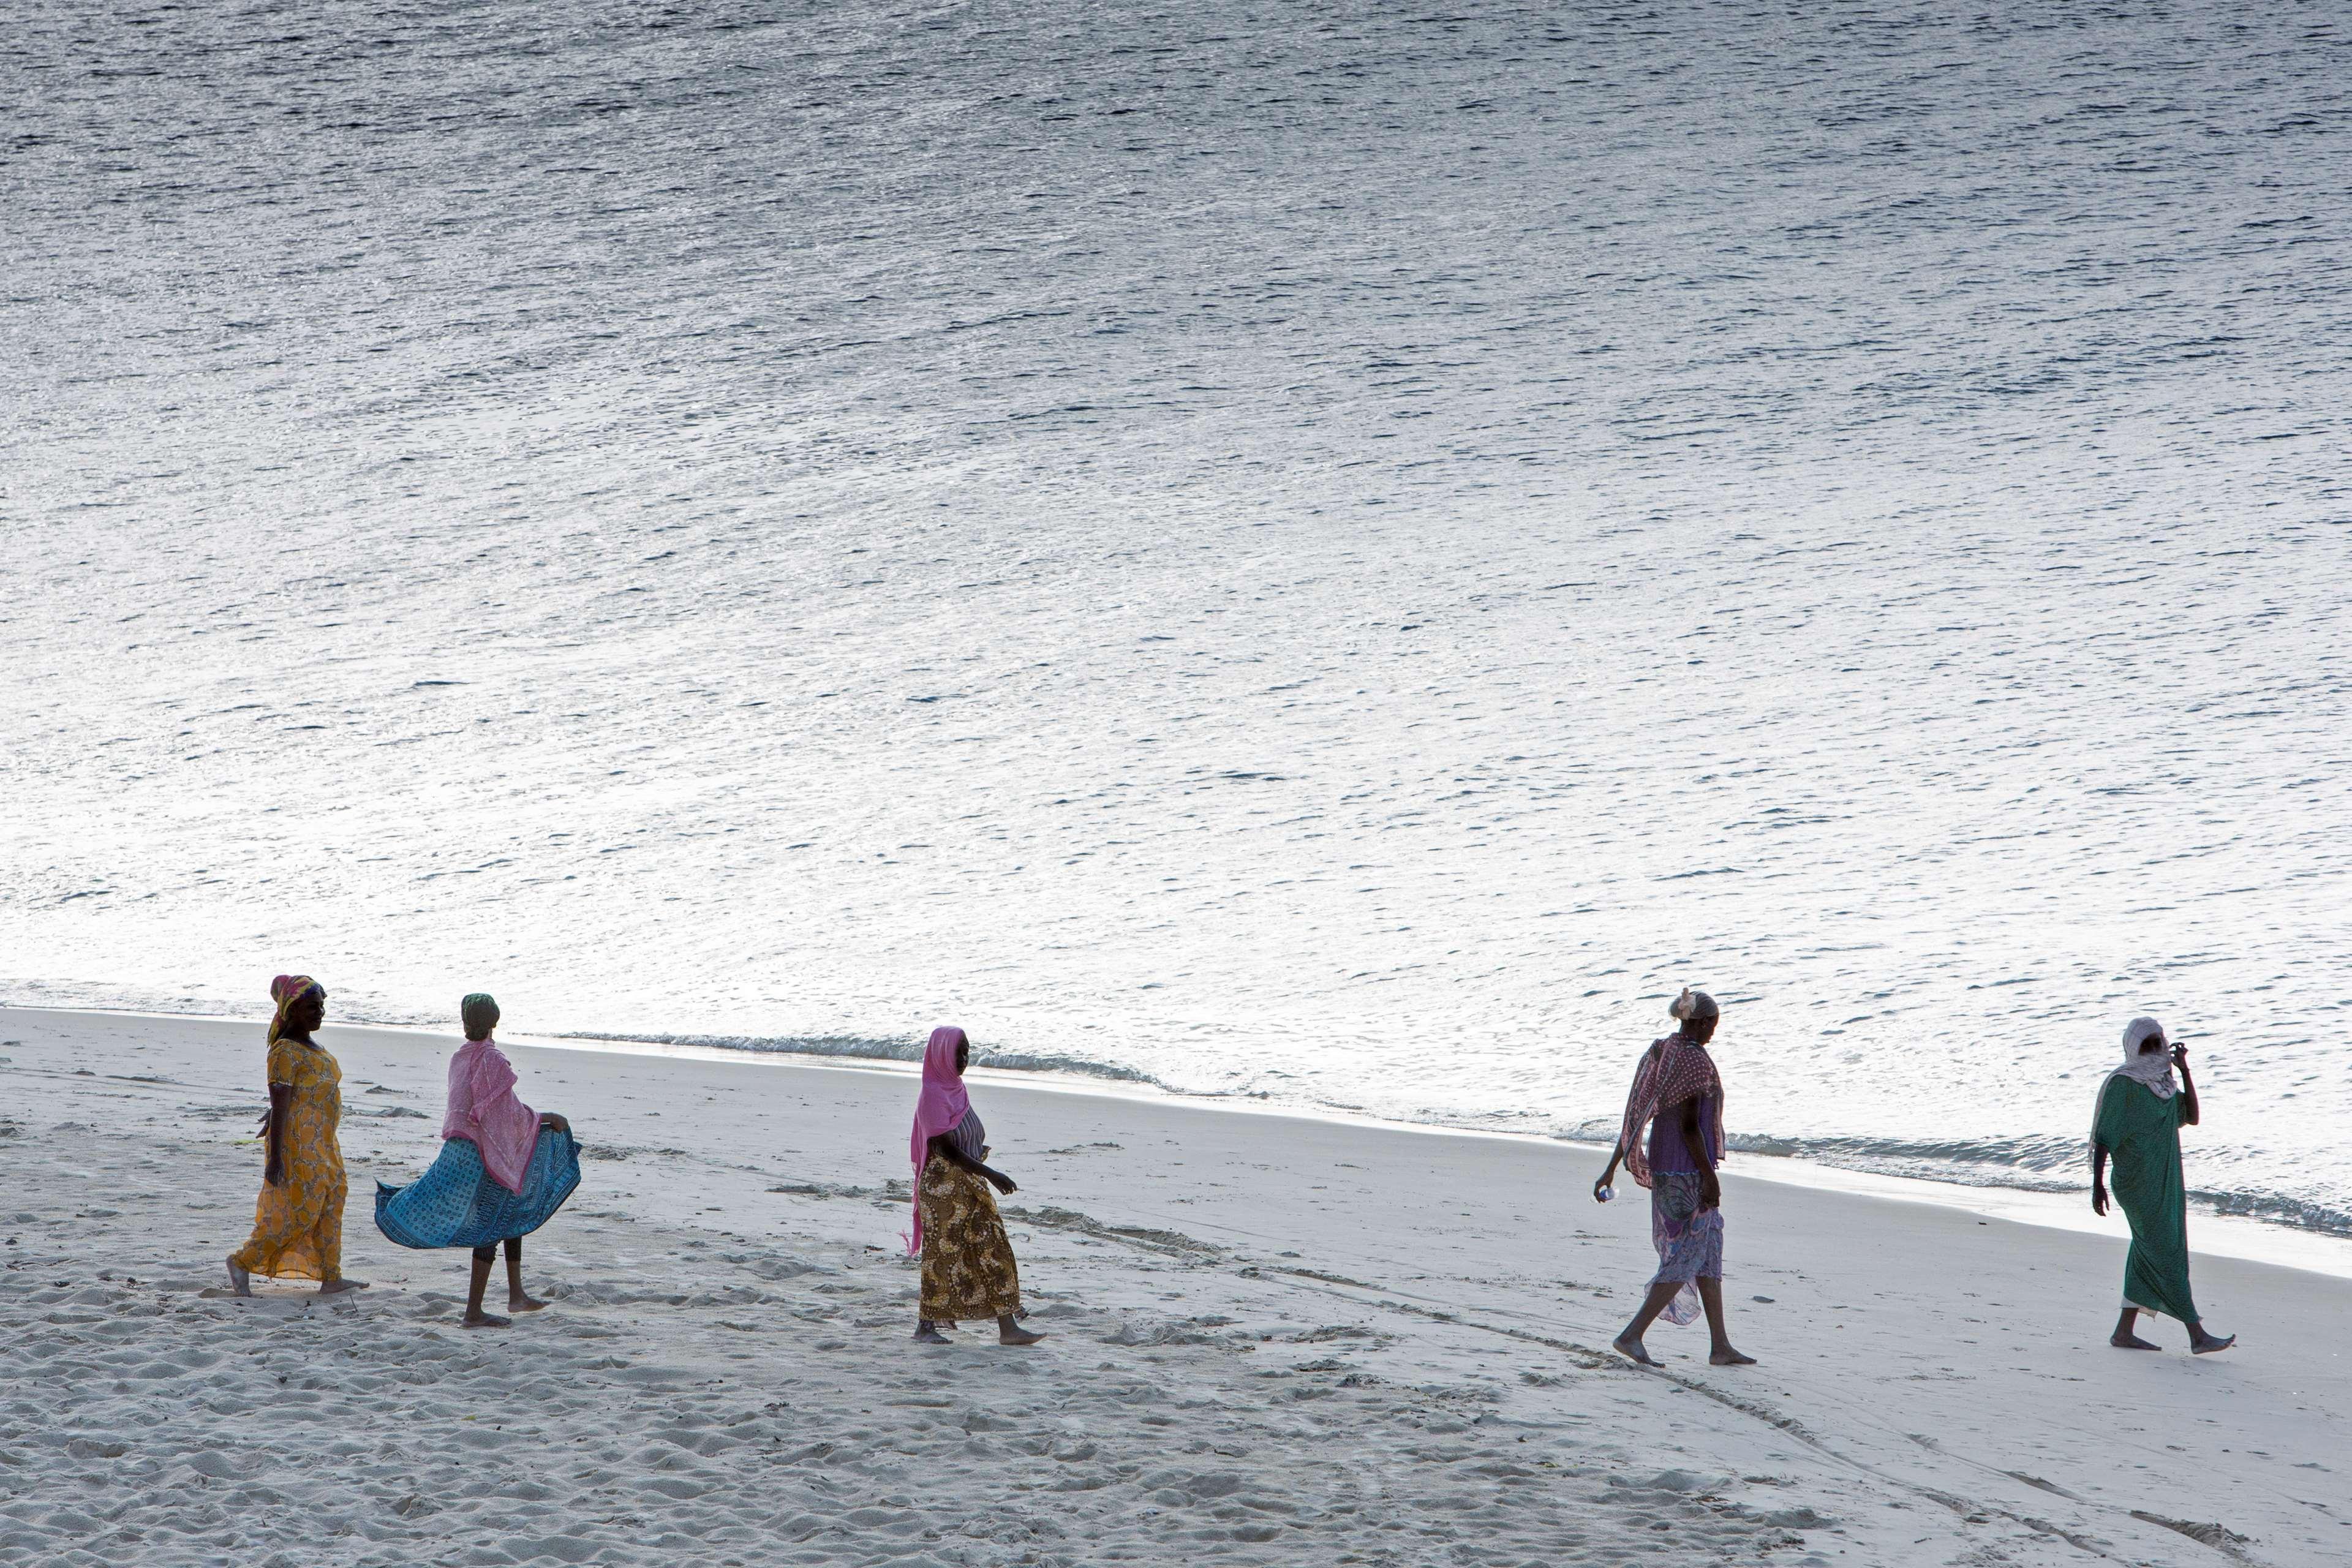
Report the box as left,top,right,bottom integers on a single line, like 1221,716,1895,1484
919,1153,1022,1325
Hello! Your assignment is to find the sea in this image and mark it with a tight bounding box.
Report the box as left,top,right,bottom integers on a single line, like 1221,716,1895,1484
5,1,2348,1237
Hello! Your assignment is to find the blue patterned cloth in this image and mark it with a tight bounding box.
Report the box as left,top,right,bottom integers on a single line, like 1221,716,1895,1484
1648,1169,1725,1327
374,1128,580,1250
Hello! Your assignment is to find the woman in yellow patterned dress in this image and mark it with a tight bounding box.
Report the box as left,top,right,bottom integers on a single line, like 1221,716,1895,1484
227,976,366,1295
905,1027,1042,1346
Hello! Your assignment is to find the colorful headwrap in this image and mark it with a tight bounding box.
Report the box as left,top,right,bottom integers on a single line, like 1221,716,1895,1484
462,992,501,1042
266,974,325,1045
904,1027,973,1256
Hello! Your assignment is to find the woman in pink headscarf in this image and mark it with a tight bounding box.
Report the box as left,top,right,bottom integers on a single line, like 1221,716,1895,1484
907,1026,1042,1346
372,993,581,1329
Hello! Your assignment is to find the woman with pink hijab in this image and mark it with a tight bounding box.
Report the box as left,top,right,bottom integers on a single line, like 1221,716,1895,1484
374,993,580,1328
907,1026,1043,1346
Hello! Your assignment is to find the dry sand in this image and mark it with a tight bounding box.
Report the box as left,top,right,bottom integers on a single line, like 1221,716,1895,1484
2,1006,2346,1567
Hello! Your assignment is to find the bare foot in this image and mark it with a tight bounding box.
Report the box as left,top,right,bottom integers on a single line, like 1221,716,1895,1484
318,1278,368,1295
1613,1332,1659,1367
1710,1346,1758,1366
462,1311,511,1330
913,1321,952,1344
999,1324,1046,1346
2110,1331,2162,1351
225,1257,252,1298
508,1293,549,1313
2191,1331,2236,1355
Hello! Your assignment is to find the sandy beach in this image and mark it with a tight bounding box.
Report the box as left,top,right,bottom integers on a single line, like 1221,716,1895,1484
4,1005,2346,1567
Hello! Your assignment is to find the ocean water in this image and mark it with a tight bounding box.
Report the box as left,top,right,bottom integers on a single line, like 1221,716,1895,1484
6,2,2349,1233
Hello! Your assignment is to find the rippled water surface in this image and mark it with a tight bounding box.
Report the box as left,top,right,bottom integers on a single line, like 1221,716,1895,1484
5,1,2349,1229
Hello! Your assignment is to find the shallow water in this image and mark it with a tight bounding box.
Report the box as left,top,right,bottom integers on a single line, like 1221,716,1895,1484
5,1,2348,1232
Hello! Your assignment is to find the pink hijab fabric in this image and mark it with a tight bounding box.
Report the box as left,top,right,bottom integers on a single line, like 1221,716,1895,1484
905,1026,972,1256
443,1036,540,1196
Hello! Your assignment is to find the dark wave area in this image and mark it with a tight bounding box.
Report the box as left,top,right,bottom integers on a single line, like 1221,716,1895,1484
572,1029,2352,1243
558,1030,1174,1090
1717,1130,2352,1242
4,986,2345,1240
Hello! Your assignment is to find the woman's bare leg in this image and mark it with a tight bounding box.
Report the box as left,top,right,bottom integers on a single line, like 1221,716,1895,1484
1697,1278,1755,1365
503,1236,546,1313
2110,1306,2160,1350
998,1313,1044,1346
2188,1319,2235,1354
1613,1280,1685,1365
225,1256,252,1297
464,1246,510,1329
913,1319,952,1343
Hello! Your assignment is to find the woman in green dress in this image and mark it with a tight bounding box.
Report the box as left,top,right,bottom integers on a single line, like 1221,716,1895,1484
2090,1016,2232,1354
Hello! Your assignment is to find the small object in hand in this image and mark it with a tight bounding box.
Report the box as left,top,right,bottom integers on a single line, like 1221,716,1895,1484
1596,1185,1615,1204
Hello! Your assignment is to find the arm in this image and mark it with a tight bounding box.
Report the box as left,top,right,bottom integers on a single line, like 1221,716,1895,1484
1593,1143,1624,1202
1682,1099,1722,1210
2174,1046,2199,1126
538,1111,571,1134
263,1082,293,1186
929,1133,1017,1195
2090,1143,2109,1216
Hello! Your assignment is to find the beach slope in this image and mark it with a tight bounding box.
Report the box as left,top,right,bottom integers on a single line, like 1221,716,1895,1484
2,1006,2344,1566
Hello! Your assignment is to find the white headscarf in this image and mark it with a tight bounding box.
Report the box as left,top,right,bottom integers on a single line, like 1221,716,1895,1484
2090,1016,2177,1160
2113,1016,2178,1097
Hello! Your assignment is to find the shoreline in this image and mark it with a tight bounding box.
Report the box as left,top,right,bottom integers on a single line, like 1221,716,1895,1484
10,999,2349,1283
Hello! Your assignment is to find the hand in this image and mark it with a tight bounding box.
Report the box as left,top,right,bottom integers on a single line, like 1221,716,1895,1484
1700,1174,1722,1212
540,1112,571,1134
1591,1174,1611,1204
2092,1183,2109,1218
990,1172,1018,1196
265,1160,285,1189
255,1110,273,1137
2171,1044,2188,1070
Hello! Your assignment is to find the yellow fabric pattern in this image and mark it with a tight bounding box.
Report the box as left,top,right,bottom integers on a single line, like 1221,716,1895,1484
918,1153,1022,1325
230,1038,347,1281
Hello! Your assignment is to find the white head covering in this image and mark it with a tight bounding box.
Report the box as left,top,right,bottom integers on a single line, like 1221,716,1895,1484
2090,1015,2177,1162
2113,1016,2177,1096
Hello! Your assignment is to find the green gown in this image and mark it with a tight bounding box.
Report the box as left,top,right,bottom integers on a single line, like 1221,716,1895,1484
2094,1076,2198,1322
